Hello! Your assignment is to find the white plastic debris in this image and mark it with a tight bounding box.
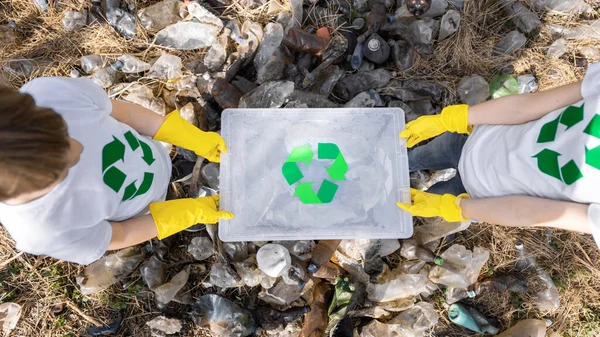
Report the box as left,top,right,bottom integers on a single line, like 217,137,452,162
517,74,538,94
146,316,182,336
154,266,190,305
0,303,22,334
149,54,183,80
77,247,145,295
547,38,566,58
123,84,166,115
367,274,429,302
495,30,526,55
388,302,439,337
62,10,87,31
80,55,103,74
414,217,471,244
257,244,292,277
429,244,490,288
187,237,215,261
118,55,151,73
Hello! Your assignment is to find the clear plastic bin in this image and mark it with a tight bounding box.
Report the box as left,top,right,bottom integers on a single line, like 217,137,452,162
219,108,412,241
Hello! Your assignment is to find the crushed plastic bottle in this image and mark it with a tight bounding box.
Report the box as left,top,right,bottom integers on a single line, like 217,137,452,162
77,247,145,295
62,10,87,31
408,17,439,46
123,84,166,115
155,21,220,50
149,54,183,80
192,294,256,337
284,28,330,55
515,240,559,311
239,81,295,108
334,250,370,285
496,319,547,337
308,65,344,97
146,316,182,335
547,38,566,58
282,257,309,287
500,0,542,34
210,262,244,288
458,74,489,106
345,92,377,108
367,274,428,302
276,241,315,261
413,218,470,244
201,162,220,190
546,21,600,41
187,237,215,261
429,244,490,288
91,60,123,88
351,42,365,70
223,242,249,263
259,279,305,306
234,255,269,287
300,281,332,337
388,302,439,336
287,90,340,108
255,23,286,83
254,306,310,331
140,256,167,290
448,303,499,334
137,0,181,33
438,10,460,41
154,266,190,305
363,33,390,65
390,39,415,71
205,29,230,71
80,55,104,74
533,0,591,13
360,320,416,336
401,239,462,273
257,244,292,277
490,74,519,99
445,273,528,304
517,74,538,94
118,55,151,73
0,303,21,334
378,79,445,102
107,9,136,39
494,30,526,55
34,0,49,11
334,69,392,100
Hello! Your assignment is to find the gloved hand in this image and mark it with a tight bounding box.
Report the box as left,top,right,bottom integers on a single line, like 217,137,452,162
396,188,470,222
149,195,234,239
153,110,227,162
582,62,600,99
399,104,471,148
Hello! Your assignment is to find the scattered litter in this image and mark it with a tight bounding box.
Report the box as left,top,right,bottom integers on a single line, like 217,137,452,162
547,38,567,58
490,74,520,99
191,294,256,336
448,303,499,334
517,74,538,94
77,247,145,295
146,316,182,336
187,237,215,261
429,244,490,288
257,244,292,277
0,303,21,334
438,10,461,41
458,74,489,106
107,9,137,39
154,266,190,306
494,30,526,55
62,10,87,31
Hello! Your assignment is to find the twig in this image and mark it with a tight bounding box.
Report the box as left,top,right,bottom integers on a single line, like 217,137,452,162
0,252,24,269
66,301,104,327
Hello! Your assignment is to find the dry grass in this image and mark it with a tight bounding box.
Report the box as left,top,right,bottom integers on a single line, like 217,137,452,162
2,0,600,336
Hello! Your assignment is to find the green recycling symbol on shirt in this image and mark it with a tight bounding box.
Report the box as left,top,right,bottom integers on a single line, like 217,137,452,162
533,103,600,185
102,131,155,201
281,143,348,204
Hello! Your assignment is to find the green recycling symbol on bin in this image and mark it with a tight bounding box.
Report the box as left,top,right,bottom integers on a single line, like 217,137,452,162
533,103,600,185
102,131,155,201
281,143,348,204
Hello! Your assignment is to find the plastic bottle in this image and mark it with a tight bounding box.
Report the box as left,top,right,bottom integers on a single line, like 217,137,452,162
448,303,499,334
351,42,365,70
80,55,104,74
201,162,220,190
205,28,230,71
283,28,330,55
458,74,490,106
308,240,342,274
334,68,392,100
515,240,560,311
106,8,137,39
406,0,433,17
390,39,415,71
496,319,547,337
140,256,167,290
494,30,527,55
62,10,87,31
91,60,123,88
118,54,151,73
34,0,49,11
187,237,215,261
0,303,22,334
445,274,528,304
363,33,390,64
253,306,310,331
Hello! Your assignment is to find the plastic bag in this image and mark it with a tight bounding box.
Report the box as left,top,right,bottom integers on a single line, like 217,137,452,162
429,245,489,288
154,266,190,305
187,237,215,261
192,294,256,337
77,247,145,295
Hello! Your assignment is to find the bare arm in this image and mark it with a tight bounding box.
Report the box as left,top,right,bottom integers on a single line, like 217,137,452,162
107,215,158,250
110,100,166,137
468,81,583,126
460,195,591,234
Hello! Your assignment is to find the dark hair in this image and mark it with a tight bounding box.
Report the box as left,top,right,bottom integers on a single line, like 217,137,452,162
0,86,70,200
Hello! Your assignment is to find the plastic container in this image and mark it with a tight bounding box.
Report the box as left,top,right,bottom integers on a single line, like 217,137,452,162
219,108,411,241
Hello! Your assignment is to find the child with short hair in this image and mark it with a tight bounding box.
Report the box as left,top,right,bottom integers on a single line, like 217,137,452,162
0,77,232,265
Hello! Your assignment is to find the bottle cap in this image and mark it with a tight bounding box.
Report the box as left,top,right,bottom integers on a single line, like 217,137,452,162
434,256,445,266
307,263,318,274
466,290,476,298
367,38,380,51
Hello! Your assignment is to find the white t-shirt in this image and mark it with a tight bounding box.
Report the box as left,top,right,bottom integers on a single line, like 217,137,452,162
0,77,171,265
459,90,600,246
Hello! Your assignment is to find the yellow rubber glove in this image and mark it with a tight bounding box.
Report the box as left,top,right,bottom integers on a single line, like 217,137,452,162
399,104,472,148
149,195,234,239
396,188,470,222
153,110,226,162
